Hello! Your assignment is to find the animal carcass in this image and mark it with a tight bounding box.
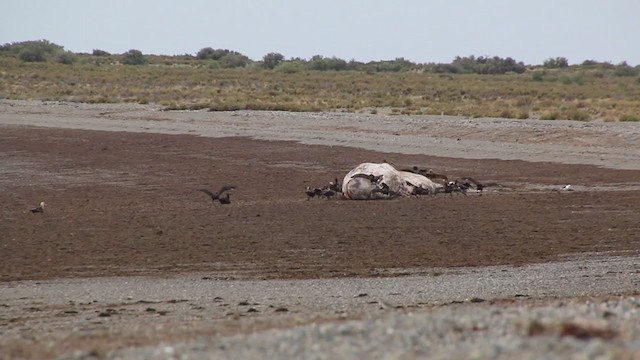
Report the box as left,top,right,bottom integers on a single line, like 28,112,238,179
341,162,442,200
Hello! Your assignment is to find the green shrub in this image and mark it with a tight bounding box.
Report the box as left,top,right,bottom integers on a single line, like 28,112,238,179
121,49,147,65
5,40,63,62
275,61,305,74
56,51,77,64
218,52,250,68
18,48,47,62
619,114,640,122
540,111,559,120
531,71,544,81
613,62,638,77
566,108,590,121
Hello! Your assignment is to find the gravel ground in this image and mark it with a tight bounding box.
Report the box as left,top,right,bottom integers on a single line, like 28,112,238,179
1,100,640,359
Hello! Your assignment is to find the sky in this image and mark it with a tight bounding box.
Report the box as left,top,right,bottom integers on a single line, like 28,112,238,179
2,0,639,66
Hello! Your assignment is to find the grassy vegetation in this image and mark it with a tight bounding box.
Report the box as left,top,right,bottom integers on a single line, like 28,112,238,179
1,42,639,121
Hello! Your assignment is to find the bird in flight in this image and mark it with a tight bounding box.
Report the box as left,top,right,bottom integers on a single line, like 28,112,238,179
30,201,45,213
197,185,236,204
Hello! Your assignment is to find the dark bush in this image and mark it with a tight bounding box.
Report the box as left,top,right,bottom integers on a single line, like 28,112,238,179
543,57,569,68
197,47,232,60
262,52,284,69
92,49,110,56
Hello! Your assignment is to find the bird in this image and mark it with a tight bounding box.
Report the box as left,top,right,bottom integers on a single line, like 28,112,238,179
218,192,232,204
328,178,342,193
422,169,449,182
400,166,420,173
561,184,573,191
30,201,45,213
305,187,323,200
197,185,236,204
350,173,383,183
435,181,467,196
456,177,484,192
321,189,337,199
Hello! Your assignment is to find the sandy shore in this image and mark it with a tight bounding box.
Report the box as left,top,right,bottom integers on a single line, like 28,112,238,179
1,100,639,359
2,99,640,170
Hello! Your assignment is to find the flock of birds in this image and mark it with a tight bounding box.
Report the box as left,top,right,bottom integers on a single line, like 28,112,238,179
400,166,486,196
26,164,575,212
305,165,488,201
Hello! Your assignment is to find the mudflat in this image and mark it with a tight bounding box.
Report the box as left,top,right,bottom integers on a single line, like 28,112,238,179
1,100,639,359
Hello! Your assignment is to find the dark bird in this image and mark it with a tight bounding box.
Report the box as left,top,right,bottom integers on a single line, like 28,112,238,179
30,201,45,213
305,187,323,200
456,177,484,192
328,178,342,193
321,189,337,199
197,185,236,204
350,173,383,183
422,169,449,182
218,192,232,204
372,183,400,198
441,181,468,196
400,166,420,173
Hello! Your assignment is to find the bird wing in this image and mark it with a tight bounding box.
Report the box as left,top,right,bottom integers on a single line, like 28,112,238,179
197,188,218,199
217,185,236,196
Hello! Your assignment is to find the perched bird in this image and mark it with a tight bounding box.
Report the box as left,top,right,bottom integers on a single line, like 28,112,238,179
328,178,342,193
30,201,46,213
321,189,337,199
422,169,449,182
372,183,400,198
197,185,236,204
435,181,467,196
350,173,383,183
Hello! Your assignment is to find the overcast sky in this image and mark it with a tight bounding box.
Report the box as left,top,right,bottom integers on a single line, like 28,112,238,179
2,0,638,65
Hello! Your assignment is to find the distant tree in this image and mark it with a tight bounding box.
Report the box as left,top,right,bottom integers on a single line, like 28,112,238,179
92,49,110,56
262,52,284,69
197,47,232,60
308,55,348,71
121,49,147,65
543,57,569,68
368,57,415,72
450,55,526,74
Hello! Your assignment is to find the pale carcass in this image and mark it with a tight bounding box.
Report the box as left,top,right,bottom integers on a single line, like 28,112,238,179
341,162,442,200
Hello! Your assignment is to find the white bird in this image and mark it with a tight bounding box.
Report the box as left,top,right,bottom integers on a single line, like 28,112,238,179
561,184,573,191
